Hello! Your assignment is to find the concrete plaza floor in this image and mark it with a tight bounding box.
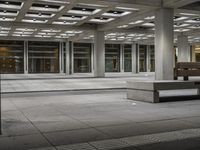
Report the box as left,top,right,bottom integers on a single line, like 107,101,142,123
1,73,200,150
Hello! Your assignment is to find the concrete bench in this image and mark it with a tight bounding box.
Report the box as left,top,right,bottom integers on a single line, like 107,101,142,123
127,80,200,103
174,62,200,80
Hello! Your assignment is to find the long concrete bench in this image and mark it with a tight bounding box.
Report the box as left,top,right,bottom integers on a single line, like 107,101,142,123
127,80,200,103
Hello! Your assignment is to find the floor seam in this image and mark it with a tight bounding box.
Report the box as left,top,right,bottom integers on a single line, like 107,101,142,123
9,100,58,150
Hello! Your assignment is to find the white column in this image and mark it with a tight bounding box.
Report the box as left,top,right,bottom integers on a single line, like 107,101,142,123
93,31,105,77
24,41,28,74
59,42,64,73
177,34,190,62
65,41,70,75
137,44,140,73
155,8,174,80
71,42,74,74
120,44,124,72
132,42,137,73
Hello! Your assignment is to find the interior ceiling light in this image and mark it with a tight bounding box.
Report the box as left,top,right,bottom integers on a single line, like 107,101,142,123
69,8,102,15
38,0,69,4
89,17,114,23
116,7,139,11
53,21,77,25
185,19,200,23
22,19,47,23
77,3,107,8
180,13,199,16
103,11,131,17
129,20,143,25
117,25,128,28
174,16,188,21
174,23,189,27
0,33,8,36
144,16,155,20
142,22,155,27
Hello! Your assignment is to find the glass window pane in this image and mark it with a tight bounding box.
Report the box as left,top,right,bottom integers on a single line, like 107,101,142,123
0,40,24,74
150,45,155,72
73,43,91,73
139,45,147,72
28,41,59,73
124,44,132,72
105,44,120,72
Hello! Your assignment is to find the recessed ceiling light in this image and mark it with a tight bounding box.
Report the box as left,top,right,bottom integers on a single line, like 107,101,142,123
180,13,199,16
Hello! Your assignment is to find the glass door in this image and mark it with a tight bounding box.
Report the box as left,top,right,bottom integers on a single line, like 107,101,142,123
124,44,132,72
139,45,147,72
28,41,59,73
105,44,120,72
73,43,91,73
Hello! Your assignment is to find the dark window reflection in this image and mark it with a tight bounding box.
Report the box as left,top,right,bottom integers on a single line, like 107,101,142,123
139,45,147,72
105,44,120,72
150,45,155,72
0,40,24,74
124,44,132,72
73,43,91,73
28,41,59,73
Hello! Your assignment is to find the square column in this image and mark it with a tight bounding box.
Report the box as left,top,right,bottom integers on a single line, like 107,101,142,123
177,34,190,62
93,31,105,77
120,44,124,72
132,42,137,73
59,42,64,73
155,8,174,80
65,41,70,75
24,41,28,74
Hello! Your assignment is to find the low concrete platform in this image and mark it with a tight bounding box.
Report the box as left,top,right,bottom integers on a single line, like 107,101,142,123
127,80,200,103
1,73,154,93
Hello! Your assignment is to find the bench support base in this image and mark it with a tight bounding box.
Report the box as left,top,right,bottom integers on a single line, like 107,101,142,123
127,89,159,103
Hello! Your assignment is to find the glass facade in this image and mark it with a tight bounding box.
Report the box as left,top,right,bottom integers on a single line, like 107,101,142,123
0,40,24,74
28,41,59,73
139,45,147,72
124,44,132,72
105,44,120,72
73,43,91,73
0,40,157,74
149,45,155,72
